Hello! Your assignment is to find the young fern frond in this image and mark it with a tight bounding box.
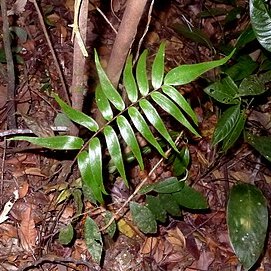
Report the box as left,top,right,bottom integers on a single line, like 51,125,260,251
10,44,235,204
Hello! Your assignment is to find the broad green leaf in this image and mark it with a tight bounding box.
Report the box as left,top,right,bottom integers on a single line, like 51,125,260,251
116,116,144,170
222,111,246,152
173,23,213,50
238,74,266,96
89,138,107,194
95,84,113,120
245,133,271,162
94,50,125,111
204,76,240,104
173,146,190,176
212,104,241,146
139,99,178,152
151,42,165,89
54,94,99,132
136,50,149,96
164,50,235,85
151,91,200,137
250,0,271,52
146,195,167,223
104,126,128,186
85,216,103,264
128,107,165,157
77,151,104,203
162,85,198,124
225,55,258,81
10,136,83,150
159,194,181,216
104,211,116,238
130,201,157,234
123,55,138,102
227,183,268,270
173,184,208,209
58,223,74,245
235,26,256,50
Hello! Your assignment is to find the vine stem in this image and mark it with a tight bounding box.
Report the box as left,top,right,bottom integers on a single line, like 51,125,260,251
100,132,184,232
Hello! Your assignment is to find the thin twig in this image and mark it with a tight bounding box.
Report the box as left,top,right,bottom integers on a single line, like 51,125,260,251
31,0,71,105
100,132,184,231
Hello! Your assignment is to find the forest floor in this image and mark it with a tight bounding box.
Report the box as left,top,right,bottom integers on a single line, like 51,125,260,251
0,0,271,270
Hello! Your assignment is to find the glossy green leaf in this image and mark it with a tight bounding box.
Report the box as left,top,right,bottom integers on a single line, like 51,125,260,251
238,74,266,96
151,91,200,137
94,50,125,111
159,194,181,216
250,0,271,52
245,133,271,162
104,211,116,238
85,216,103,264
212,104,241,146
222,111,246,152
116,116,144,170
172,184,208,209
10,136,83,150
164,50,235,85
139,99,178,152
54,94,99,132
123,55,138,102
204,76,240,104
235,26,256,50
130,201,157,234
173,146,190,176
136,50,149,96
227,183,268,270
78,151,104,203
104,126,128,186
146,195,167,223
89,138,107,194
95,84,113,120
162,85,198,125
128,107,165,157
58,223,74,245
151,41,165,89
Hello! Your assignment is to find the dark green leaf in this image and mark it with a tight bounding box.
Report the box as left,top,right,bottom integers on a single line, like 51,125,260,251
123,55,138,102
204,76,240,104
54,94,99,132
154,177,185,193
173,147,190,176
130,201,157,234
173,184,208,209
162,85,198,125
222,110,246,152
78,151,104,204
128,107,165,157
104,126,128,186
95,84,113,120
238,74,266,96
85,216,103,264
146,195,167,223
250,0,271,52
136,50,149,96
152,42,165,89
151,91,200,137
116,116,144,170
164,50,235,85
58,223,74,245
94,50,125,111
104,211,116,238
89,138,107,194
227,183,268,270
159,194,181,216
235,26,256,49
72,189,83,216
212,104,241,145
139,99,178,151
245,133,271,162
10,136,83,150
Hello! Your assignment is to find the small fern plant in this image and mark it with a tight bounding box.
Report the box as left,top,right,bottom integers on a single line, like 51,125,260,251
11,43,234,204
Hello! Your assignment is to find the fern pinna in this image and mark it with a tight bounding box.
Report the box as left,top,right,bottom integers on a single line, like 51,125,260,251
11,43,234,203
